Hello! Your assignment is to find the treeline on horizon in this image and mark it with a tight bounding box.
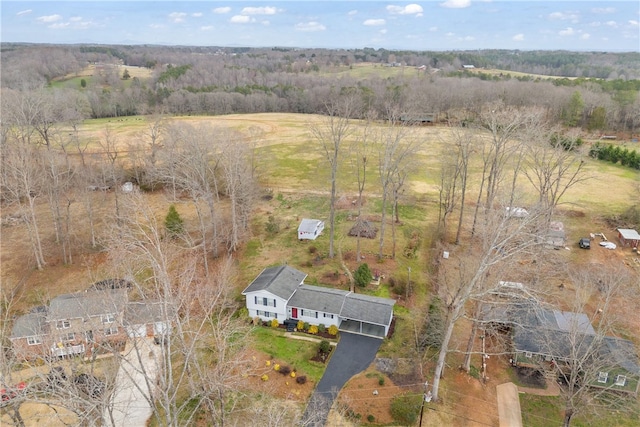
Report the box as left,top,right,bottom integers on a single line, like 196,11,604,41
1,43,639,134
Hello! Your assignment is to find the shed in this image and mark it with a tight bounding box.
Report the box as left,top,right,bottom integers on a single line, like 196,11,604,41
617,228,640,249
298,219,324,241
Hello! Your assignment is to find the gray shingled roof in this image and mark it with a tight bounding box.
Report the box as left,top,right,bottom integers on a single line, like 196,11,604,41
341,293,395,326
241,265,307,300
124,301,173,325
48,289,128,320
289,285,395,327
288,285,349,315
11,312,47,338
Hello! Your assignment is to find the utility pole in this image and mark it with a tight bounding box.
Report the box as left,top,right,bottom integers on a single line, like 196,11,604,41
418,380,432,426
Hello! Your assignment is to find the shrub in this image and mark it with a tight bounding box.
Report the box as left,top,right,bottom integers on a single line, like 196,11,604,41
308,245,317,254
279,365,292,376
303,322,310,331
270,318,279,328
296,375,307,384
308,325,318,335
319,340,331,354
378,377,385,386
261,374,269,381
253,316,262,326
273,364,280,371
367,414,375,423
296,320,305,331
290,371,296,378
354,263,373,287
164,204,184,237
265,215,280,234
420,296,445,350
318,324,326,333
390,392,422,425
328,325,338,336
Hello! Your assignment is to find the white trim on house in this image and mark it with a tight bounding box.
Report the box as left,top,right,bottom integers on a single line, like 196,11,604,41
297,219,325,240
242,266,395,338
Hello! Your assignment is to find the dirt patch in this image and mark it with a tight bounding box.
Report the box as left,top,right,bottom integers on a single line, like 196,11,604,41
238,348,315,402
337,368,412,425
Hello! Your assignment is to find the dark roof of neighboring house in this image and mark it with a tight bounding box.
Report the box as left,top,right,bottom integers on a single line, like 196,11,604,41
11,312,47,339
48,289,128,321
482,302,639,374
124,301,173,326
288,285,395,327
241,265,307,300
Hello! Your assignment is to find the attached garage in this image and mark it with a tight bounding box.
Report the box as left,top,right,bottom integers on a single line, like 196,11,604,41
124,301,173,338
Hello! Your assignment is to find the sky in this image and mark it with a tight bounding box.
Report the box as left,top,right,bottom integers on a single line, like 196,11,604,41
2,1,639,51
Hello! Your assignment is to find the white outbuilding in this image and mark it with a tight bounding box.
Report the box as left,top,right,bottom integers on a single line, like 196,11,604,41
297,218,324,240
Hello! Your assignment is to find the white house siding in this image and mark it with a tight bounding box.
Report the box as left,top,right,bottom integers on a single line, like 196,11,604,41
245,290,288,322
289,307,340,328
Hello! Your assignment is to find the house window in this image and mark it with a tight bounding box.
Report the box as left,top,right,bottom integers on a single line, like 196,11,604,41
102,313,115,324
597,371,608,384
104,327,118,336
56,320,70,329
61,332,75,342
315,311,318,319
27,336,41,345
263,297,268,306
525,351,532,358
615,375,626,386
300,309,304,316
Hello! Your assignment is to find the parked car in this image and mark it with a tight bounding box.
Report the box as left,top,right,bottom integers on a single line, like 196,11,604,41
579,238,591,249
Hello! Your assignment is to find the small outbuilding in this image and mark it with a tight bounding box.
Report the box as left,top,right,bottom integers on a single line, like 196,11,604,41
617,228,640,249
298,219,324,241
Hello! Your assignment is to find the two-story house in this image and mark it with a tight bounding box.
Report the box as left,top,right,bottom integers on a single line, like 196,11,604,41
242,265,395,339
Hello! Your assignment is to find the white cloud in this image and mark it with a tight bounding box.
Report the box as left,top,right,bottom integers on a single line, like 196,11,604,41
169,12,187,23
70,16,82,22
295,21,326,32
49,22,70,29
629,20,639,27
149,23,165,29
445,32,455,37
17,9,32,16
605,20,618,28
241,6,277,16
591,7,615,14
548,11,579,23
261,20,270,25
463,35,475,41
192,12,203,18
386,4,423,16
559,27,575,36
512,33,524,41
348,10,358,16
200,25,214,31
363,19,385,26
37,14,62,23
213,7,231,14
440,0,471,9
230,15,254,24
380,29,388,34
580,33,590,40
429,26,438,32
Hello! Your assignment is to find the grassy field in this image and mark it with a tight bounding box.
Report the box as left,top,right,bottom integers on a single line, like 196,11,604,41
3,112,640,426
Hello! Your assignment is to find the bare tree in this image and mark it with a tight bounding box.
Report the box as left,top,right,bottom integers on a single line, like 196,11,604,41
104,192,252,426
310,92,357,258
375,120,418,259
430,201,546,401
348,116,374,262
523,129,589,223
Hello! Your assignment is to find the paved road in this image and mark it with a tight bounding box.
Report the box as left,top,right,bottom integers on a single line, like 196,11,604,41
496,382,523,427
302,333,382,426
104,337,161,426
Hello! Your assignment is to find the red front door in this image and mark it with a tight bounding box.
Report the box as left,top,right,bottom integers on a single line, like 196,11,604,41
292,308,298,319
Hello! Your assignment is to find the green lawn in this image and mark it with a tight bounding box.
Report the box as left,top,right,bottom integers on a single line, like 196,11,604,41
251,327,329,382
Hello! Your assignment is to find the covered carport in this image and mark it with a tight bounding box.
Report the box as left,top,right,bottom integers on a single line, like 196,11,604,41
337,293,395,339
339,318,386,338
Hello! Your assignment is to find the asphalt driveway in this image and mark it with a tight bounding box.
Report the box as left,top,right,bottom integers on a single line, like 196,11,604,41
302,332,382,426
